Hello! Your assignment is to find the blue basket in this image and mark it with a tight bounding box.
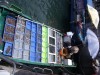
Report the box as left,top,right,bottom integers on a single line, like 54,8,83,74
36,57,41,62
32,23,37,33
30,41,36,47
5,15,16,27
30,56,36,62
31,32,36,37
37,24,42,34
36,52,41,58
31,36,36,42
30,46,36,52
3,33,14,43
4,24,15,35
36,43,42,52
3,42,13,56
26,21,32,30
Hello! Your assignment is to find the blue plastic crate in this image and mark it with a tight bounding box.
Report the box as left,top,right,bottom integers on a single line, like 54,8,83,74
32,23,37,33
31,36,36,42
36,57,41,62
30,41,36,47
37,24,42,34
3,33,14,43
30,51,36,57
4,24,15,35
31,32,36,38
6,15,16,27
36,43,42,52
30,56,36,62
37,38,42,44
30,46,36,52
26,21,32,30
36,52,41,58
3,42,13,56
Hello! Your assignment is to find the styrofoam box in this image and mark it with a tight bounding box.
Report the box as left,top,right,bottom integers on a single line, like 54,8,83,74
23,50,30,56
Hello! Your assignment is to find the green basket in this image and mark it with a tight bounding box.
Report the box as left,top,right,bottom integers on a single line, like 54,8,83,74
42,26,48,32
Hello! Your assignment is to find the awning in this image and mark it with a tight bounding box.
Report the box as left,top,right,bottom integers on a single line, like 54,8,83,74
87,0,99,29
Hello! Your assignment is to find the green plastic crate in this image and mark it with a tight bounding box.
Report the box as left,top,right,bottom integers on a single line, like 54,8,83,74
42,26,48,32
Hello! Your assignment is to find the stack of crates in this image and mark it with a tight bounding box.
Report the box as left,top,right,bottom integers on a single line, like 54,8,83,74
36,24,42,62
48,28,56,63
23,20,31,60
30,22,37,62
42,25,48,63
13,16,25,58
3,15,16,56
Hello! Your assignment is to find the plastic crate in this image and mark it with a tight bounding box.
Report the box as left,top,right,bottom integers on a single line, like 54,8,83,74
14,40,20,49
49,45,55,53
3,33,14,43
3,42,13,56
31,32,36,37
23,43,30,50
30,51,36,57
42,26,48,32
36,52,41,58
49,29,55,37
42,42,48,48
49,37,55,45
36,43,42,52
42,32,48,38
30,56,36,62
48,54,56,63
37,24,42,34
42,47,48,53
4,25,15,35
30,46,36,52
17,50,23,58
42,58,48,63
32,23,37,33
42,52,47,58
26,21,32,30
12,49,19,58
23,50,30,56
30,41,36,47
42,37,48,42
36,57,41,62
14,32,24,41
15,24,25,33
31,36,36,42
17,17,26,26
23,55,29,61
6,16,16,26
